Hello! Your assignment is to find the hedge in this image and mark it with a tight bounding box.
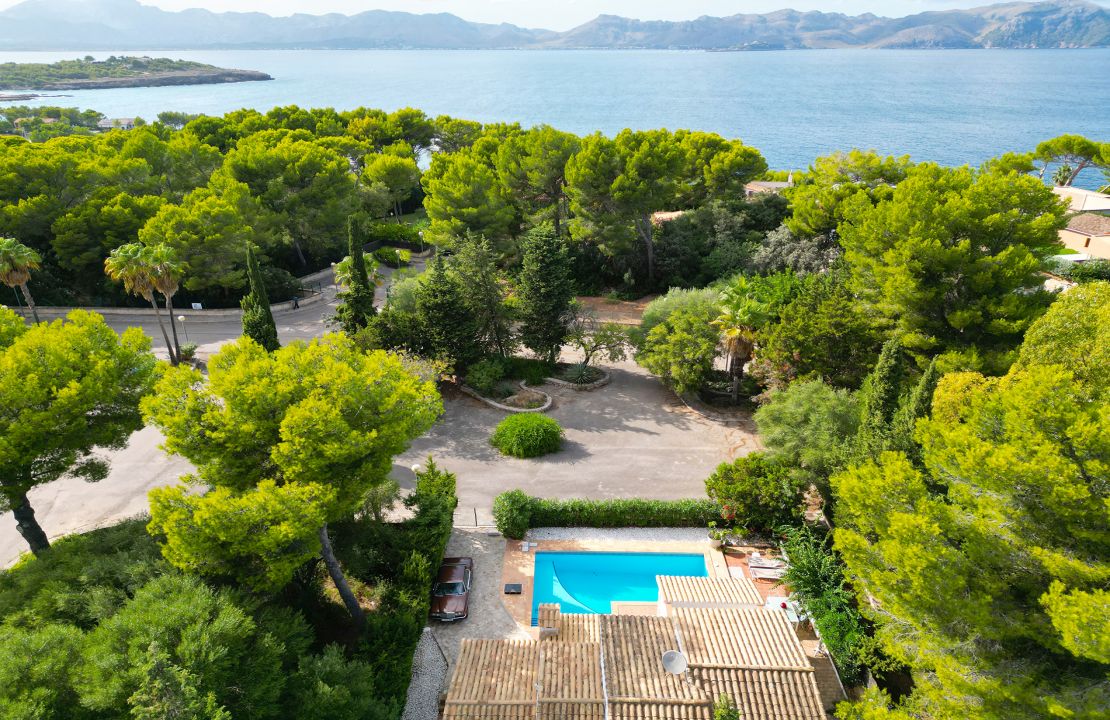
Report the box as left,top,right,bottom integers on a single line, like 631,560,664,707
492,489,719,539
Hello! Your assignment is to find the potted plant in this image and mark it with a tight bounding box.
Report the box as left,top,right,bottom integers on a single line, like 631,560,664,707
707,521,729,549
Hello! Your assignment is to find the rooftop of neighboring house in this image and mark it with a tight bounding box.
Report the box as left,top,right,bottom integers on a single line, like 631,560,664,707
1066,212,1110,238
1053,186,1110,213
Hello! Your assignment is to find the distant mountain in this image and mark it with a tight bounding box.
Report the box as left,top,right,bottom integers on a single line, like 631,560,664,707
0,0,1106,50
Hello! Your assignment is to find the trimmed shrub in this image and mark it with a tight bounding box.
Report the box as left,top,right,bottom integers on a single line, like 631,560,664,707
490,414,563,458
492,491,719,539
505,356,554,386
373,247,412,268
366,222,421,248
492,489,536,540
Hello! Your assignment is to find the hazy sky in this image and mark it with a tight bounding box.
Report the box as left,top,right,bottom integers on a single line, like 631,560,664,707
4,0,1108,31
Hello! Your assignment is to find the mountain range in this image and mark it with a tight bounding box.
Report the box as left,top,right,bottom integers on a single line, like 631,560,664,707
0,0,1107,50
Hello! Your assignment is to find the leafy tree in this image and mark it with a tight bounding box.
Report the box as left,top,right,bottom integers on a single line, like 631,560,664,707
704,453,805,531
714,272,801,400
832,284,1110,718
839,162,1066,372
362,153,420,222
888,358,939,464
754,270,881,390
286,645,388,720
138,177,263,297
637,286,720,342
567,129,686,284
566,310,629,369
1016,281,1109,388
422,152,515,247
451,233,513,357
415,255,480,369
432,115,482,154
241,244,280,352
1034,133,1105,186
77,574,284,719
786,150,912,238
516,224,575,363
749,224,840,277
332,218,377,335
755,379,859,500
0,236,42,322
142,334,442,626
637,305,720,394
0,310,155,555
713,695,741,720
495,125,580,237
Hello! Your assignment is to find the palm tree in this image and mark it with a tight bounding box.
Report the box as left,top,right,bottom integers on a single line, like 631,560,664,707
105,243,178,364
144,244,186,363
0,237,42,323
713,298,758,404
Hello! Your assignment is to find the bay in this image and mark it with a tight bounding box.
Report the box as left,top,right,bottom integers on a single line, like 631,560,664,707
2,48,1108,183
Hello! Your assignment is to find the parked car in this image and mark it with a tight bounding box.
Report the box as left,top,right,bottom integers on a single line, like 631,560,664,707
430,557,473,622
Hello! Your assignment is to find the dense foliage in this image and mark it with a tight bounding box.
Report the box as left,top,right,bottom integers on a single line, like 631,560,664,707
703,453,807,532
489,413,564,458
492,490,720,540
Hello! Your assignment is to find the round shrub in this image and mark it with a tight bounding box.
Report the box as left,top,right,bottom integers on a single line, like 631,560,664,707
490,413,563,459
703,452,806,532
492,489,536,539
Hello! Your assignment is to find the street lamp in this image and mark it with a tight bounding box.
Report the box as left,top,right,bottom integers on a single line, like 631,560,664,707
177,315,189,343
418,230,424,253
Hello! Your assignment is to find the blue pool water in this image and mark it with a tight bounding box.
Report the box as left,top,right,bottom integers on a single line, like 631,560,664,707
531,551,707,623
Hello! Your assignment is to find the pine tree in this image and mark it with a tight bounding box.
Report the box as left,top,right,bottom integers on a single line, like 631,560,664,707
855,338,904,460
517,224,574,363
240,245,279,352
332,216,377,335
452,232,512,357
415,255,479,370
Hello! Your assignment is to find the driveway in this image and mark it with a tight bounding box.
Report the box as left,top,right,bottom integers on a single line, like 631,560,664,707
392,358,758,526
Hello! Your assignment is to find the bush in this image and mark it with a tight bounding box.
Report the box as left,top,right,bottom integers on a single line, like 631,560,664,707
703,453,806,532
492,491,719,539
504,356,554,386
489,414,564,458
465,358,506,395
492,490,537,539
366,222,422,248
373,247,412,268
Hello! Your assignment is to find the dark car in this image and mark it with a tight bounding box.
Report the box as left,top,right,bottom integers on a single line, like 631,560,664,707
430,557,473,622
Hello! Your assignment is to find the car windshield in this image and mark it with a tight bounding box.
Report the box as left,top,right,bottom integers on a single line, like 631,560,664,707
434,581,465,596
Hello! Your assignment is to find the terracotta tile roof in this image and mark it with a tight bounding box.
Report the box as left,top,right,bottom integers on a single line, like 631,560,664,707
693,668,825,720
537,642,605,719
444,639,537,719
445,600,826,720
675,608,810,670
658,576,764,609
538,604,601,643
602,615,708,706
1067,213,1110,237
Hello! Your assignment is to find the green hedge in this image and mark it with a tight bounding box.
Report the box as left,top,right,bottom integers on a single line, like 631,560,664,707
492,490,719,539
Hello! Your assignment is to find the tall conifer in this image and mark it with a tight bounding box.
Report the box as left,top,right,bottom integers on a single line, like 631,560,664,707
241,245,279,352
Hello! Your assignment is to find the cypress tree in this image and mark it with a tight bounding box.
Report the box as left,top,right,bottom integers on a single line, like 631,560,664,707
890,357,940,464
415,255,479,370
517,224,574,364
855,337,904,460
240,245,280,352
333,216,377,335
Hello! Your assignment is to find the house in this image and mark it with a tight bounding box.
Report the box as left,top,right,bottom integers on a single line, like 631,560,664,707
1059,213,1110,260
443,576,830,720
1052,186,1110,213
97,118,136,131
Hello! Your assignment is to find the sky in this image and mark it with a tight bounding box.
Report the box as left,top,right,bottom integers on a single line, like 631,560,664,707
2,0,1108,31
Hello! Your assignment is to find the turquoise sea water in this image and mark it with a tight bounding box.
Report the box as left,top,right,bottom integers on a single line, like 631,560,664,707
1,49,1107,185
530,551,708,623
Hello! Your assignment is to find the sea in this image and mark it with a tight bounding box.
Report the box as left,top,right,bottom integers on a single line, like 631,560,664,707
2,48,1108,186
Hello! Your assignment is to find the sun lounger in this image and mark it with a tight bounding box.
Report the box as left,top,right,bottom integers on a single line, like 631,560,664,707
749,566,787,581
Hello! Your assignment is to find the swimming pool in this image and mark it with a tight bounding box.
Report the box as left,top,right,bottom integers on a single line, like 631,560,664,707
531,551,708,623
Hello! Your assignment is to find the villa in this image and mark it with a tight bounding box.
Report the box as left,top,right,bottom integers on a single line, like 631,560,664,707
1058,212,1110,260
443,551,837,720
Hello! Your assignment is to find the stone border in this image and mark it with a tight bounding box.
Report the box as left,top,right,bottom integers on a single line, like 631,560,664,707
458,381,553,413
526,366,612,392
679,391,752,426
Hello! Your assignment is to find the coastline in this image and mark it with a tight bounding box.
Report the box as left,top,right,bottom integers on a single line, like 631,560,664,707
0,68,273,92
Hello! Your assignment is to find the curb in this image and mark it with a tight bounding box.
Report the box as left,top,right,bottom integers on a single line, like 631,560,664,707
678,391,751,426
529,367,612,392
458,382,553,413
